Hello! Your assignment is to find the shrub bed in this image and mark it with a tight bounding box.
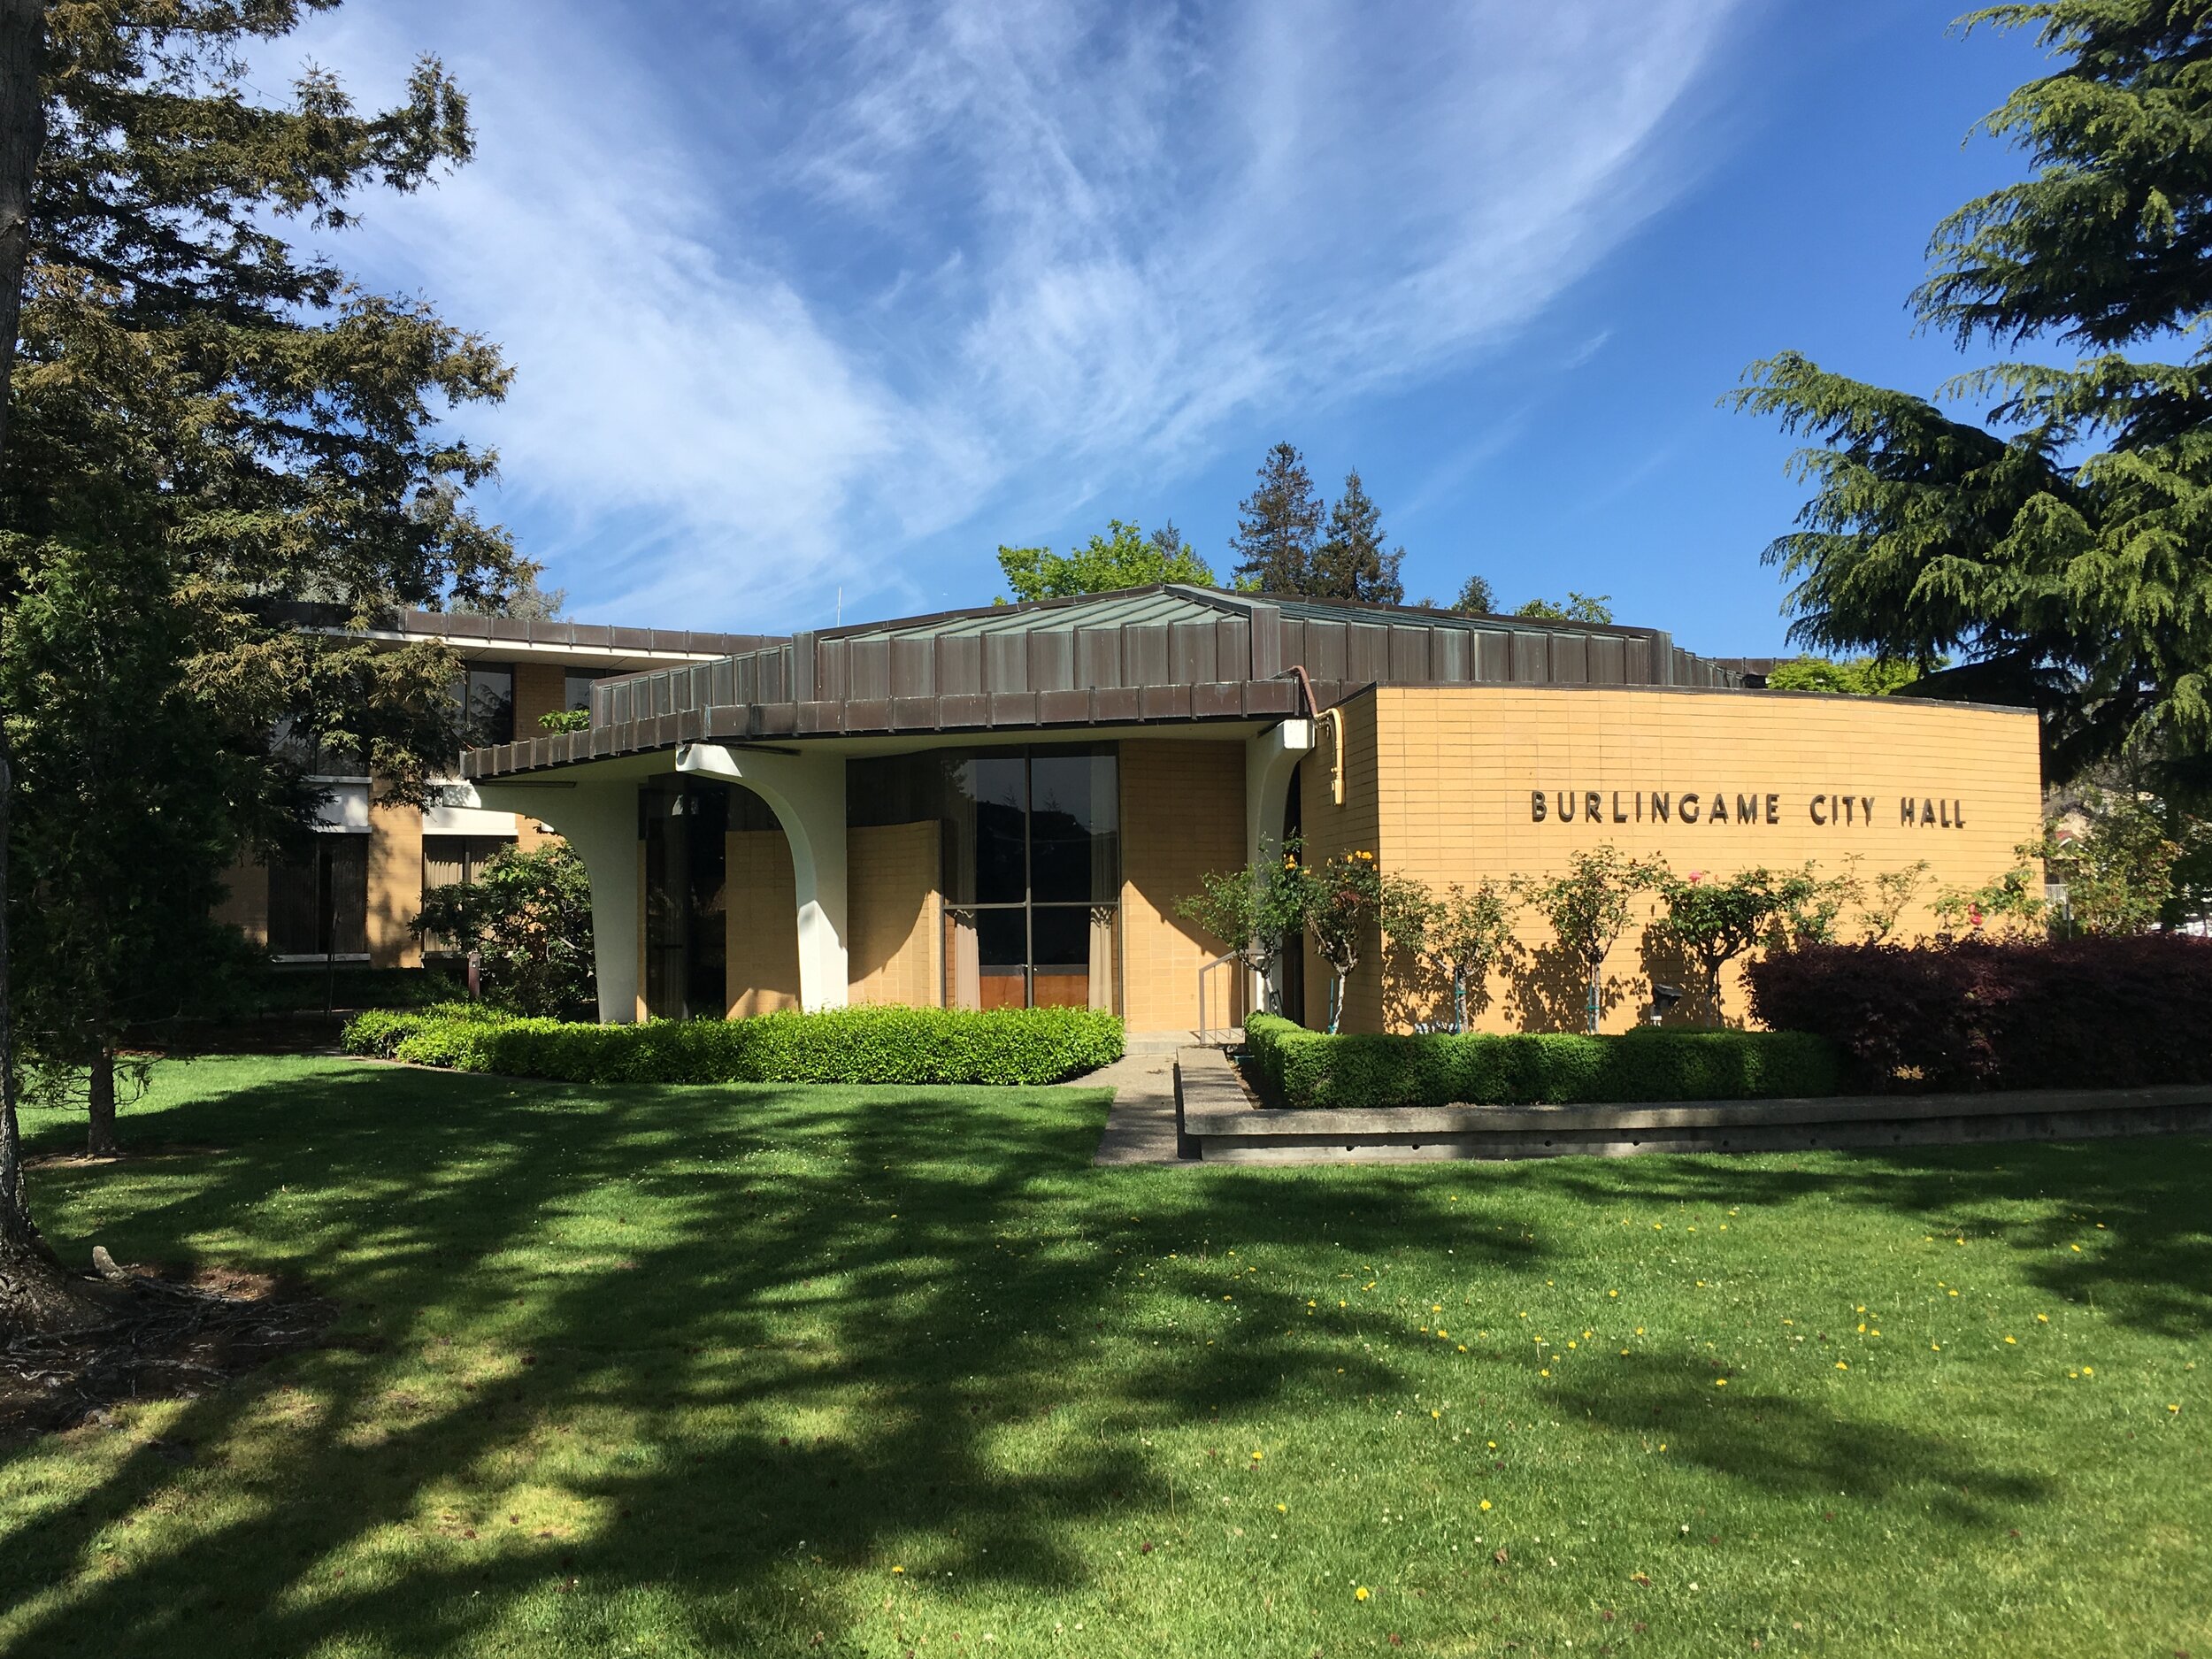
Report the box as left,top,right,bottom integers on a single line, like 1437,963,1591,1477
1242,1013,1840,1110
343,1004,1125,1087
1745,933,2212,1092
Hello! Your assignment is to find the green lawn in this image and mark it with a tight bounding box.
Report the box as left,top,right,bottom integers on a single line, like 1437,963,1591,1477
0,1057,2205,1659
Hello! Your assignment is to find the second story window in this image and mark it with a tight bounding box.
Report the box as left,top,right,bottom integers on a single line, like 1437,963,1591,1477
455,664,516,748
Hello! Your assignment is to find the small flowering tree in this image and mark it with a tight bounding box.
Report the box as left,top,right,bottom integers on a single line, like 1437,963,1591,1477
1174,836,1310,1013
1518,846,1663,1034
1380,873,1516,1033
1651,864,1826,1024
1301,849,1385,1033
1932,864,2047,938
1856,858,1931,943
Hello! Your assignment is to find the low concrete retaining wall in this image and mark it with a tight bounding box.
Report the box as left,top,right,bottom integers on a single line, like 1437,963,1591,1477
1175,1047,2212,1164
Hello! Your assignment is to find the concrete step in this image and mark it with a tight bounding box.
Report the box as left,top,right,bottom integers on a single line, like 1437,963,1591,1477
1125,1029,1240,1056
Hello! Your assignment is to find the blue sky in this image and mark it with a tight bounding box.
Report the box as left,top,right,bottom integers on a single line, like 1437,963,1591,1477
288,1,2052,653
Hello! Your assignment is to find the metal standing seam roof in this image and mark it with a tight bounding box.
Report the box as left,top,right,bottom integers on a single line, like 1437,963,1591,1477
462,584,1746,780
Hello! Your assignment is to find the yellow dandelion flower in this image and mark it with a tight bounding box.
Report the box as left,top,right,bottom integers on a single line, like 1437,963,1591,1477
2170,1404,2182,1414
1540,1368,1551,1377
1479,1499,1493,1511
2082,1366,2094,1376
891,1566,905,1574
1355,1586,1370,1602
1277,1502,1288,1511
1608,1289,1619,1298
1857,1323,1867,1333
1714,1378,1727,1387
1835,1362,1849,1371
2004,1336,2017,1345
2036,1313,2049,1324
1250,1450,1263,1461
1432,1409,1440,1418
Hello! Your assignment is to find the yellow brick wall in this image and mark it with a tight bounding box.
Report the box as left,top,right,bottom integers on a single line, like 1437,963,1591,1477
1118,739,1248,1033
1294,697,1384,1030
1330,685,2047,1033
726,828,802,1016
848,821,941,1005
366,786,424,969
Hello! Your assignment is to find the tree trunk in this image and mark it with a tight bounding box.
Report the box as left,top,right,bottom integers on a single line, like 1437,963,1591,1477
0,4,101,1337
87,1049,116,1157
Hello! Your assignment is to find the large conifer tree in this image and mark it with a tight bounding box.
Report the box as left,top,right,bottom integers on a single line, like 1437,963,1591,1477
1738,3,2212,790
1229,442,1325,593
0,2,518,1332
1311,469,1405,603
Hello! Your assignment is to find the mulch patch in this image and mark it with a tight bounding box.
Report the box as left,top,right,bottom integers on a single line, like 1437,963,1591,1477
0,1259,336,1442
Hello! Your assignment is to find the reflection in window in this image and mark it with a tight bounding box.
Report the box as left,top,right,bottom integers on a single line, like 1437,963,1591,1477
420,835,517,955
453,664,516,748
847,745,1118,1012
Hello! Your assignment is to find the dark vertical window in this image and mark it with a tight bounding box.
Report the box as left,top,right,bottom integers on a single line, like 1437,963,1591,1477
267,837,369,958
641,777,760,1019
1279,758,1306,1025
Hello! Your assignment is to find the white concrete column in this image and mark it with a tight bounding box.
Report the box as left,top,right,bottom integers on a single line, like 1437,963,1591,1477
477,776,641,1024
677,743,849,1011
1244,718,1313,1017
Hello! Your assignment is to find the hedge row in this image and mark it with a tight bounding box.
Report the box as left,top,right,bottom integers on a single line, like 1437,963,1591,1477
1241,1013,1841,1110
1745,933,2212,1093
342,1002,1125,1087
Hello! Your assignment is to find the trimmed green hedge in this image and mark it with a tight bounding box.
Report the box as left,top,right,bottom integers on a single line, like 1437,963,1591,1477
342,1003,1125,1087
1242,1013,1840,1109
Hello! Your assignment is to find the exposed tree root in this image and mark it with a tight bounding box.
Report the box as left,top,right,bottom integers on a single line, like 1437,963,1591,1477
0,1251,334,1440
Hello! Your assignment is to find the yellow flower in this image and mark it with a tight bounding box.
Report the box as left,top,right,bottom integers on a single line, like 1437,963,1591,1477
1486,1440,1496,1448
1277,1502,1288,1511
1479,1499,1493,1511
1714,1378,1727,1387
1250,1450,1263,1461
1834,1361,1848,1371
2071,1244,2082,1252
2170,1404,2182,1414
1856,1323,1866,1333
1540,1368,1550,1377
891,1566,905,1574
1355,1586,1370,1602
2004,1336,2017,1345
1432,1409,1440,1418
2036,1312,2049,1324
1932,1343,1941,1351
1608,1289,1619,1298
2082,1366,2093,1376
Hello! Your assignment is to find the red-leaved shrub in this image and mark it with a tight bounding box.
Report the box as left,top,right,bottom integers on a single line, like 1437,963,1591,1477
1743,934,2212,1093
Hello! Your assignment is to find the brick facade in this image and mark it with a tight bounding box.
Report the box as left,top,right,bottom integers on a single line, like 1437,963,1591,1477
1118,738,1249,1033
847,821,941,1006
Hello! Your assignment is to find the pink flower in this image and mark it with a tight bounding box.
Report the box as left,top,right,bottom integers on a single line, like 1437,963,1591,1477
1968,904,1985,929
1687,871,1704,885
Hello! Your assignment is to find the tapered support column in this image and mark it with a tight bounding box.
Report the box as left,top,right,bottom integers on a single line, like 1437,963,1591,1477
677,743,849,1012
1245,718,1313,1017
477,776,641,1024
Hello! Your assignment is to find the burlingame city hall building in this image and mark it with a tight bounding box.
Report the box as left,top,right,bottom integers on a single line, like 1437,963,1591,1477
459,586,2045,1036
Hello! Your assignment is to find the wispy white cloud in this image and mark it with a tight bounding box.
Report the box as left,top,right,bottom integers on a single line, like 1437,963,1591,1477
289,0,1749,628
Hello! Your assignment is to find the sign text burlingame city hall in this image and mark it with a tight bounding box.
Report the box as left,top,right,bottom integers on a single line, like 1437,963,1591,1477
1530,789,1970,828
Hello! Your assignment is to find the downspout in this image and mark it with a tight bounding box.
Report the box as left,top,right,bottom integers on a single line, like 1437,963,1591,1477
1284,665,1344,808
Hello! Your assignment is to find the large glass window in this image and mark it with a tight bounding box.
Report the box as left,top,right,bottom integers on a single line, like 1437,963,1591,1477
849,745,1118,1011
564,670,609,715
267,835,370,959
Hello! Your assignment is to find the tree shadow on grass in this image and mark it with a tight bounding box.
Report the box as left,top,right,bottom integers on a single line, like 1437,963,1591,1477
1528,1136,2212,1341
1551,1353,2049,1527
0,1062,1535,1656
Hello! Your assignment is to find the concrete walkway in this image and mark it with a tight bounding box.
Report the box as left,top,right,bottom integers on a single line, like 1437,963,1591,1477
1066,1049,1189,1166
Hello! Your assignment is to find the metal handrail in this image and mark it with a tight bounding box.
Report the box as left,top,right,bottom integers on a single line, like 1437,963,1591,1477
1197,951,1243,1046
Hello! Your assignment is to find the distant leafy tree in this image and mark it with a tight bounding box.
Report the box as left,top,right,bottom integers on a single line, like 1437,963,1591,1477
1734,4,2212,792
1450,574,1497,615
1310,470,1405,604
997,518,1214,602
413,844,595,1018
1229,442,1325,594
2036,788,2197,936
1764,655,1929,695
1514,592,1614,625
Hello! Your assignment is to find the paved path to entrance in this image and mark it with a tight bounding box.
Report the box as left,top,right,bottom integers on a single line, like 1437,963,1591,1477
1068,1051,1188,1165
